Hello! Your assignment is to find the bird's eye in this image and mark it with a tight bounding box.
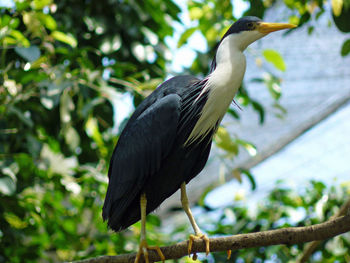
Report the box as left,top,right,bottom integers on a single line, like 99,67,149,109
247,22,254,29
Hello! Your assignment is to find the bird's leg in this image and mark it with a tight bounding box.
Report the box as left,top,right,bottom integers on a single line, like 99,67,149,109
134,193,165,263
180,182,210,258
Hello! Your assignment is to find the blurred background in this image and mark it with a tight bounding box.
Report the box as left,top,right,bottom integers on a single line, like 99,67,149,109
1,0,350,262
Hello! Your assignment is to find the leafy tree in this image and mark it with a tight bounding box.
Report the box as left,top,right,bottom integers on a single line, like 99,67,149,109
1,0,180,261
171,181,350,262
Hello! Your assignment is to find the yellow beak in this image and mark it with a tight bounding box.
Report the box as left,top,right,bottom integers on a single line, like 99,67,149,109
257,22,297,33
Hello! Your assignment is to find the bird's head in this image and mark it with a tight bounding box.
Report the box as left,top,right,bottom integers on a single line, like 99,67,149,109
220,16,296,51
210,16,296,71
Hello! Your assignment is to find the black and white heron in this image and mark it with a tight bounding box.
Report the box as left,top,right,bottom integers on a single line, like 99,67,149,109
102,16,296,262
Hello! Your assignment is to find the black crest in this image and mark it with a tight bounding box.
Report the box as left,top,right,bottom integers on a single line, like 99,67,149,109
222,16,261,40
210,16,262,72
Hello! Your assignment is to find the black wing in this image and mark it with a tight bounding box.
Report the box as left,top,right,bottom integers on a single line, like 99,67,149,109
102,93,182,231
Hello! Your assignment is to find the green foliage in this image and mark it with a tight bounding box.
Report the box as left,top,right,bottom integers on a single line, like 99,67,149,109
178,27,197,48
215,127,240,156
263,49,286,72
0,0,179,262
341,39,350,56
332,0,350,32
1,0,350,262
193,181,350,262
214,127,257,159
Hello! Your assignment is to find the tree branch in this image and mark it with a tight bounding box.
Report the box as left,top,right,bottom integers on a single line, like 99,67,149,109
296,198,350,263
72,213,350,263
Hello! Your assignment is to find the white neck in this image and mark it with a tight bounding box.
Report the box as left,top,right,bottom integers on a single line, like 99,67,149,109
185,36,247,145
185,31,266,145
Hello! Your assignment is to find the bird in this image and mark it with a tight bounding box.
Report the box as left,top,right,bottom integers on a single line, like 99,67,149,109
102,16,296,263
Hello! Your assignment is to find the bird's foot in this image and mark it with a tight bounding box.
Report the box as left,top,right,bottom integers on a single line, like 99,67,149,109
188,233,210,258
134,239,165,263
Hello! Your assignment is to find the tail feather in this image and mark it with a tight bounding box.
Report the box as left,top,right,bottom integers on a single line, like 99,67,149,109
102,190,141,232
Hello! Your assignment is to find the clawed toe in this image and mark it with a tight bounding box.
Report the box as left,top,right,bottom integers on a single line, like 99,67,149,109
134,240,165,263
187,233,210,258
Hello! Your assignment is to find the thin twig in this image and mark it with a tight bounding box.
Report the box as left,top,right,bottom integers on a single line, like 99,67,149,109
71,213,350,263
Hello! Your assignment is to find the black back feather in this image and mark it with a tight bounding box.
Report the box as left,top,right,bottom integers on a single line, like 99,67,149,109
102,75,215,231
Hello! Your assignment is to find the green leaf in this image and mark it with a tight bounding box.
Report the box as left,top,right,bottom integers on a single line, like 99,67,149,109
15,45,41,62
37,13,57,30
264,74,282,101
251,78,264,83
236,94,250,106
269,82,282,100
273,102,287,115
331,0,343,16
85,116,107,157
62,219,75,233
262,49,286,71
307,26,314,35
9,30,30,47
214,127,239,155
0,14,12,28
227,108,240,120
51,31,77,48
146,214,161,227
288,15,300,26
177,27,196,48
189,7,203,20
31,0,52,10
15,1,30,11
236,139,257,156
341,39,350,56
332,3,350,32
85,116,102,143
205,27,218,43
4,213,27,229
9,17,20,29
251,100,265,124
239,169,256,190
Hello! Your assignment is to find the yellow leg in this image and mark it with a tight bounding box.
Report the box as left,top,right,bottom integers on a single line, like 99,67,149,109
134,193,165,263
181,182,210,257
